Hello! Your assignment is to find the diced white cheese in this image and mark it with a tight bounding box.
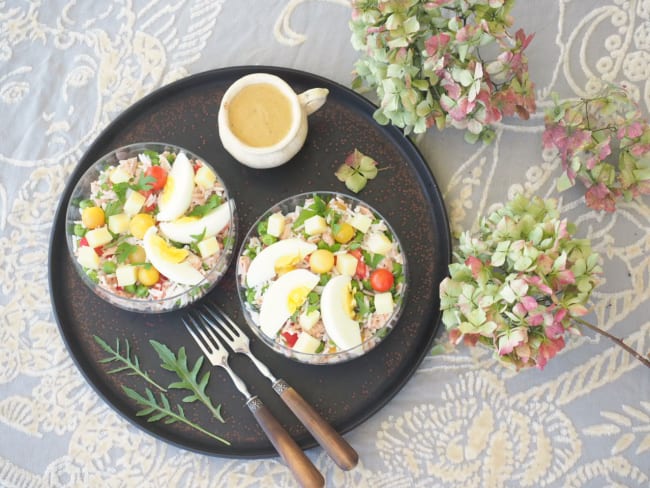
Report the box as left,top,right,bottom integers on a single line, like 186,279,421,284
299,309,320,331
366,232,393,255
116,265,137,287
85,226,113,248
267,212,285,238
349,213,372,233
77,246,100,269
197,236,220,258
304,215,328,236
194,165,216,189
292,332,322,354
123,191,146,216
335,253,358,276
109,167,131,184
108,213,130,234
374,292,394,314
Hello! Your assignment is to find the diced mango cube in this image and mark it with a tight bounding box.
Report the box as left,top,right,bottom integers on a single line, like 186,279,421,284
77,246,100,269
349,213,372,233
267,212,285,238
292,332,322,354
197,236,220,258
335,253,358,276
194,165,216,189
108,213,130,234
116,265,137,287
366,232,393,255
110,167,131,184
123,191,146,216
304,215,328,235
85,226,113,248
299,310,320,331
374,292,394,314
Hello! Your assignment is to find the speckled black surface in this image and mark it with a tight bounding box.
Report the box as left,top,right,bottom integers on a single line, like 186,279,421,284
48,66,451,458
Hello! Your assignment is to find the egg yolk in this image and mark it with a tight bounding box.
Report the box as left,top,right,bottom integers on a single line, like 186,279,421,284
274,253,300,276
150,234,188,263
160,175,176,205
343,287,355,319
174,216,200,224
287,286,311,314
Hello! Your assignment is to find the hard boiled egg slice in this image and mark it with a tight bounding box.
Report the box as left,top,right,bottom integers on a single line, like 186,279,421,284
259,268,319,337
156,152,195,221
143,226,204,285
159,200,233,244
320,275,362,350
246,238,317,288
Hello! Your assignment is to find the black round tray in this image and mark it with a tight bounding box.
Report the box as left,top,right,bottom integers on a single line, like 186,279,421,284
49,66,451,458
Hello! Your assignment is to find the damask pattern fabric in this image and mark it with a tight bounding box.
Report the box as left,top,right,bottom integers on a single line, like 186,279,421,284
1,0,648,486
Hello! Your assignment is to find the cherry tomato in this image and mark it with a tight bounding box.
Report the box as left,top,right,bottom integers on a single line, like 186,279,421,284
348,249,368,279
369,268,394,292
144,166,168,191
281,332,299,348
79,237,89,247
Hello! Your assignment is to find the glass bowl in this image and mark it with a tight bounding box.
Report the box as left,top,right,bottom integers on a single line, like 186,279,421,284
236,191,408,365
65,142,237,313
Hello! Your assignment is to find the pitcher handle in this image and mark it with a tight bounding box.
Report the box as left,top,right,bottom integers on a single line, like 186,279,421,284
298,88,329,115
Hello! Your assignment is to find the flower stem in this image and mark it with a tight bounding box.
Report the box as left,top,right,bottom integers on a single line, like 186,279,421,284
573,317,650,368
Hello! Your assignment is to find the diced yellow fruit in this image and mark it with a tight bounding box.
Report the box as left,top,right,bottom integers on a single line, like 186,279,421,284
335,253,358,276
77,246,100,269
85,226,113,248
299,309,320,331
194,165,216,189
123,191,146,216
108,213,130,234
116,265,138,287
129,213,155,239
350,213,372,233
81,206,105,229
109,166,131,184
309,249,335,274
267,212,285,238
197,236,220,258
366,232,393,255
292,332,322,354
374,292,394,314
137,266,160,286
304,215,328,236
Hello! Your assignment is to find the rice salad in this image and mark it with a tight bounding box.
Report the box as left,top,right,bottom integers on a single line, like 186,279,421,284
238,192,407,364
69,146,235,312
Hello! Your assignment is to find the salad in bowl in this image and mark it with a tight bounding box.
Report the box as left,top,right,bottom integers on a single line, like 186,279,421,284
237,192,407,364
66,142,236,313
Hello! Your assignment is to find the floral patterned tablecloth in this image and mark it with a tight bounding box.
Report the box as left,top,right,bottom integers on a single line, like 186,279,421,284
1,0,649,486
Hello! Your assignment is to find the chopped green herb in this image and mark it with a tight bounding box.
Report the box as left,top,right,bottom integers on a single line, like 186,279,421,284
112,182,129,203
131,174,156,192
116,241,138,264
74,224,87,237
188,194,222,218
143,150,160,165
104,200,123,218
79,199,95,209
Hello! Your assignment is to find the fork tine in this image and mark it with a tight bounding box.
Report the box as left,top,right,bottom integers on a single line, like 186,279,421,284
200,311,235,346
203,303,243,338
182,316,213,357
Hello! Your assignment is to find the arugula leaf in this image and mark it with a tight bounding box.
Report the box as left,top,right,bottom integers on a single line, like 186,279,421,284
188,194,222,218
112,182,129,203
122,386,230,445
143,150,160,165
149,340,225,423
131,174,156,192
104,200,123,218
116,241,138,264
94,336,166,391
292,208,317,230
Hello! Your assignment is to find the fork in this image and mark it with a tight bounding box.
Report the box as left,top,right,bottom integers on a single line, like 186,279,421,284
199,303,359,471
183,313,325,488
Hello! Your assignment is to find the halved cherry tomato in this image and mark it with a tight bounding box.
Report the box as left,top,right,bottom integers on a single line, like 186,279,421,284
348,249,368,279
369,268,394,292
79,237,89,247
281,332,299,348
144,165,168,191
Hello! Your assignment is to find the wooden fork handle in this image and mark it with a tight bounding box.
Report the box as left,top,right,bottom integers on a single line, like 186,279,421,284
246,396,324,488
273,380,359,471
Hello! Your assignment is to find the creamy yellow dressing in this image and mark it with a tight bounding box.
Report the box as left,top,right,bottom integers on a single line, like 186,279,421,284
227,83,293,147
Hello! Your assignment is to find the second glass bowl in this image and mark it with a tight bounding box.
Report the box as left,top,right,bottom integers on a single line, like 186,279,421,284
236,191,408,365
